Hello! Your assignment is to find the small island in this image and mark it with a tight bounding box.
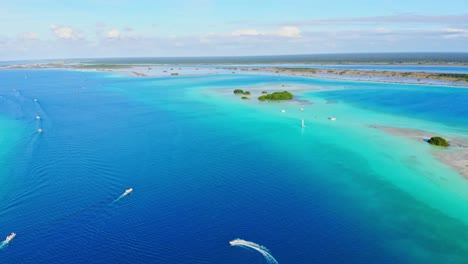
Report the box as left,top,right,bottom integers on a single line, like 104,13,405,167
233,89,251,98
258,91,293,101
428,136,449,147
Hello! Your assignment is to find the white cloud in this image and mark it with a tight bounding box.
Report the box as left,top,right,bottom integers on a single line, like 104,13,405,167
3,24,468,60
18,32,39,40
229,26,301,38
273,26,301,37
50,24,81,40
106,29,121,39
442,28,468,38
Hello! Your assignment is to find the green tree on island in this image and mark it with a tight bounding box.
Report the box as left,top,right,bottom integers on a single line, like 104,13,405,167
233,89,244,94
258,91,293,101
428,136,449,147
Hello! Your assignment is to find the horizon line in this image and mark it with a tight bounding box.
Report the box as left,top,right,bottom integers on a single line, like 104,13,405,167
3,52,468,64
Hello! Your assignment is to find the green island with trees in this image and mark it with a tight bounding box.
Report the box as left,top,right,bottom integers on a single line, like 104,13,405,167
233,89,251,95
427,136,449,147
258,91,294,101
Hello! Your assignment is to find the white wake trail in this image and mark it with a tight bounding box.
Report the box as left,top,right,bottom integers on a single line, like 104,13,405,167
112,194,125,203
112,188,133,203
0,241,10,250
230,238,278,264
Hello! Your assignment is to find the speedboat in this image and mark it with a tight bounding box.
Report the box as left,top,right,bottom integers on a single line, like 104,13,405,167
5,233,16,243
124,188,133,195
36,115,41,120
328,117,336,121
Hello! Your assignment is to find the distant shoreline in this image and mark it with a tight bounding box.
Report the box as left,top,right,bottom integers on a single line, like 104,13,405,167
239,67,468,87
1,62,468,87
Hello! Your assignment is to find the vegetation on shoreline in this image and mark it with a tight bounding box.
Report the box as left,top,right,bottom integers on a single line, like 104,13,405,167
437,73,468,82
428,136,449,147
258,91,293,101
259,68,468,85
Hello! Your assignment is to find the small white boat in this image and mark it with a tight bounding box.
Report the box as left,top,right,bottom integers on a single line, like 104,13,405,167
33,98,38,102
301,119,306,128
37,128,43,133
328,117,336,121
281,109,286,113
123,188,133,196
36,115,41,120
300,108,304,111
4,233,16,243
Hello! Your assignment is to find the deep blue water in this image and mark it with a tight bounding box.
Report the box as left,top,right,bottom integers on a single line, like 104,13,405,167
1,70,468,263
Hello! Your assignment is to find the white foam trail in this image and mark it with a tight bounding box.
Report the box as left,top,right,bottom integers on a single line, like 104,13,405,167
112,194,125,203
0,241,9,249
230,239,278,264
112,189,132,203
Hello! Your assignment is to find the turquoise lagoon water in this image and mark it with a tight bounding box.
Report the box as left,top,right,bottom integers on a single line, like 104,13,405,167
0,69,468,263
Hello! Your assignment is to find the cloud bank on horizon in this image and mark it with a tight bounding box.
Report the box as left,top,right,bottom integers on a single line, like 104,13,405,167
1,0,467,60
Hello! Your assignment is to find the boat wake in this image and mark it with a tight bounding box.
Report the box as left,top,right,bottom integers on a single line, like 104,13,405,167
0,241,10,250
112,195,125,203
230,238,278,264
112,188,133,203
0,233,16,250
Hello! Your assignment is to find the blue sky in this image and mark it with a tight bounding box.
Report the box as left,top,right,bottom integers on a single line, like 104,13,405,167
1,0,468,60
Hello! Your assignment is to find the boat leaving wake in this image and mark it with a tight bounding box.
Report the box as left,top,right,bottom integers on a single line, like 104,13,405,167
230,238,278,264
0,233,16,250
112,188,133,203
